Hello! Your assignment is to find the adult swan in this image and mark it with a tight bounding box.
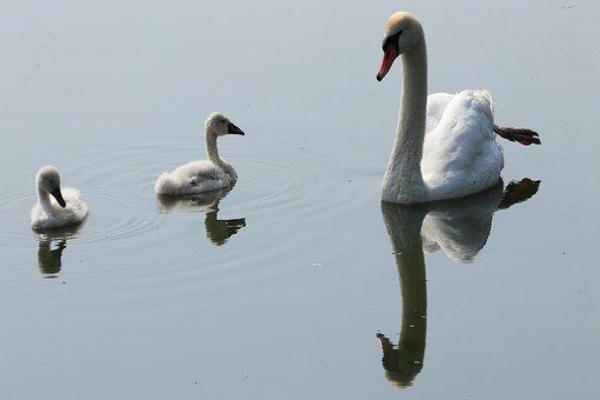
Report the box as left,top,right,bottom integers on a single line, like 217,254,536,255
376,12,540,204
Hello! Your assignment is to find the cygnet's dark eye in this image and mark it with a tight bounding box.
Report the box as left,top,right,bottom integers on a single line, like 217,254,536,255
382,29,403,52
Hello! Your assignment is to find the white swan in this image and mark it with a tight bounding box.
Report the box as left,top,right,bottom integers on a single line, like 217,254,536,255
155,112,245,195
376,12,540,204
30,165,89,230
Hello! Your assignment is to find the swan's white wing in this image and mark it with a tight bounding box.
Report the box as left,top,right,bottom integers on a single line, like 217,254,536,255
425,92,455,133
422,90,503,199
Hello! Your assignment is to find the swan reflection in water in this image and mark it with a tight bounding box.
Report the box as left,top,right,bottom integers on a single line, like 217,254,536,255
36,223,84,278
157,187,246,246
378,178,540,387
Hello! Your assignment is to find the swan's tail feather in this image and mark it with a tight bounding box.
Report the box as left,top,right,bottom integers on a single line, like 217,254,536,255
493,125,541,146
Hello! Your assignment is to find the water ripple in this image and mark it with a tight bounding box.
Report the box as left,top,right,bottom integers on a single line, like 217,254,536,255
0,142,373,285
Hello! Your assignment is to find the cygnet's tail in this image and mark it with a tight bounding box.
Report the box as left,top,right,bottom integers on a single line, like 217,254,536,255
493,125,541,146
155,173,175,195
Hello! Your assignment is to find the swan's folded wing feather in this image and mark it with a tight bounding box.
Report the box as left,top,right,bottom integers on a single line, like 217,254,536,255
425,92,455,134
422,90,502,191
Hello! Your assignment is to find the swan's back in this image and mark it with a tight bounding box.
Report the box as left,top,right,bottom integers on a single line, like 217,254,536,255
425,92,454,133
422,90,503,199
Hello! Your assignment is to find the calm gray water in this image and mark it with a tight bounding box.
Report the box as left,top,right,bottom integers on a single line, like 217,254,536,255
1,0,598,398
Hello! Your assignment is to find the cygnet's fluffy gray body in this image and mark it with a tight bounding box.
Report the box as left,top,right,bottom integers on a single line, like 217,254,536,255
30,165,88,230
155,112,245,195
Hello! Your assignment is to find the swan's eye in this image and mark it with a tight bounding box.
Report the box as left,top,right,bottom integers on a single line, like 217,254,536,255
382,29,403,51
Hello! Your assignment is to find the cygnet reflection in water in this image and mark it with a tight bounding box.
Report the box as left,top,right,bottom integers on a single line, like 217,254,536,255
378,178,540,388
35,223,84,278
157,187,246,246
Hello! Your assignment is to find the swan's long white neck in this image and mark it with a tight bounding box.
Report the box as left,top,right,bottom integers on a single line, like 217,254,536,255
382,31,429,203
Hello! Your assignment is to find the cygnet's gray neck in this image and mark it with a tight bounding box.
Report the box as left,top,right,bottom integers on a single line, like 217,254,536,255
205,132,225,168
37,188,54,213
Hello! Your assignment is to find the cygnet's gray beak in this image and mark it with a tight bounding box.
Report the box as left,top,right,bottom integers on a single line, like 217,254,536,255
51,188,67,208
227,121,245,136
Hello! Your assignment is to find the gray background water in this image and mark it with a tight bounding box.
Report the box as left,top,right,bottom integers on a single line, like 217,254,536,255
1,0,598,398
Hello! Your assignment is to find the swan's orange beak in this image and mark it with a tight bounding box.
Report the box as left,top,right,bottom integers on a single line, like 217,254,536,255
376,47,398,81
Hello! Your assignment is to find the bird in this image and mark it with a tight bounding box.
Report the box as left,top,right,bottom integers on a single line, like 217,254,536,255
376,12,540,204
155,112,245,195
30,165,88,230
